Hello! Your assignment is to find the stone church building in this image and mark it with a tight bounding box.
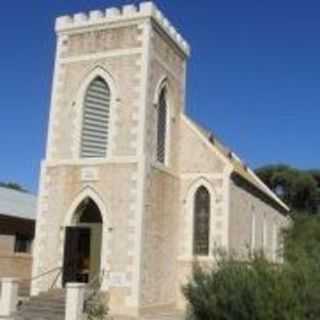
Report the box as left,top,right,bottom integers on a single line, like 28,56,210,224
32,1,289,316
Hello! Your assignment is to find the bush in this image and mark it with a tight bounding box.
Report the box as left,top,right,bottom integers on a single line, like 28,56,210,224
184,216,320,320
85,293,109,320
282,215,320,319
183,253,302,320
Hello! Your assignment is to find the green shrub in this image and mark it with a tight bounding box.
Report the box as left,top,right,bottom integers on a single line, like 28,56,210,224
183,253,303,320
184,216,320,320
85,294,109,320
283,215,320,319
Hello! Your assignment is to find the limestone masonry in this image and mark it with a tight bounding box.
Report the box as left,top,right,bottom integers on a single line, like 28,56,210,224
32,1,289,317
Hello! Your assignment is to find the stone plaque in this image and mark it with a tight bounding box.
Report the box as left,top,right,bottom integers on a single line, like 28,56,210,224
109,272,128,288
81,167,99,182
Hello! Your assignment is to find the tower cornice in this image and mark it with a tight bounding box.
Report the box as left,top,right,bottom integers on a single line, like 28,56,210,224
55,2,190,57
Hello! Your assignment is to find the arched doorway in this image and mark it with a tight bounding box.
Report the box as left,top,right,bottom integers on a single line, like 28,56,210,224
63,197,103,286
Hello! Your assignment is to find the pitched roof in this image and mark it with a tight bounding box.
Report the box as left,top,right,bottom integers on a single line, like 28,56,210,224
0,187,37,220
184,115,290,212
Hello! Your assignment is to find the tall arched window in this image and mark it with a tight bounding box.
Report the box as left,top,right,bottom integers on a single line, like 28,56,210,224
193,186,210,256
80,76,110,158
156,87,168,164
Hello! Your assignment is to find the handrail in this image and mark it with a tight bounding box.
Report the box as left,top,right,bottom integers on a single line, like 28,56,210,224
18,266,62,284
50,268,63,290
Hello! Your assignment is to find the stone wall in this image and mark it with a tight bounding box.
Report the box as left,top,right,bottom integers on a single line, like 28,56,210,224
143,24,187,171
178,118,226,174
48,24,144,161
138,21,188,308
34,8,151,314
33,164,139,307
0,253,32,280
140,168,180,307
0,235,32,280
229,177,289,260
0,235,15,253
175,117,231,309
0,228,34,283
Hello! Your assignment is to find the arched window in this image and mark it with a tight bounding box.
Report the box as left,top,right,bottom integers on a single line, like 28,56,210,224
80,76,110,158
156,87,168,164
193,186,210,256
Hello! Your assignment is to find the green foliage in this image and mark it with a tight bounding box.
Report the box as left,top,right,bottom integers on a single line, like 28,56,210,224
184,217,320,320
0,181,28,193
183,253,302,320
255,165,319,214
85,294,109,320
284,215,320,263
308,170,320,187
308,170,320,211
282,215,320,319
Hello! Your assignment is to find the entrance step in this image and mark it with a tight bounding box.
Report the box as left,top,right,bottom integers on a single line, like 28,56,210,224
110,308,185,320
141,310,184,320
15,289,66,320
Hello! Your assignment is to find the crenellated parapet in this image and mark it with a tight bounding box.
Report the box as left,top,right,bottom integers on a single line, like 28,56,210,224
55,2,190,56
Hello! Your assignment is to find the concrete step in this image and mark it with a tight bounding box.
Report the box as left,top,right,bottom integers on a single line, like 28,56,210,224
15,289,66,320
22,300,65,309
29,296,65,304
15,312,65,320
39,290,66,299
21,304,65,314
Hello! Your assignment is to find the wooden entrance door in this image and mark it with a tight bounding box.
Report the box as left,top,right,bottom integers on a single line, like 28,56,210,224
62,227,91,286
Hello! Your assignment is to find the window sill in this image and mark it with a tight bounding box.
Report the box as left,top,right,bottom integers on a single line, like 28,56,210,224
152,162,177,177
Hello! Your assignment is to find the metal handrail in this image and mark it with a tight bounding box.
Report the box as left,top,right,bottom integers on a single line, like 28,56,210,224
18,266,62,284
50,268,63,290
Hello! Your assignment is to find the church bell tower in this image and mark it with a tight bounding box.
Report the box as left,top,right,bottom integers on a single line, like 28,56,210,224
32,2,190,315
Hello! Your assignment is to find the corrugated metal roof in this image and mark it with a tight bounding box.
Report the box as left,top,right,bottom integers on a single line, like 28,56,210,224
0,187,37,220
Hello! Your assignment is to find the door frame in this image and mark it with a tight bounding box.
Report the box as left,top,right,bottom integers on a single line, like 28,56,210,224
60,188,111,291
62,226,91,286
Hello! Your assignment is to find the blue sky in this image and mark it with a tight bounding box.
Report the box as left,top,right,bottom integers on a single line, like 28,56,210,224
0,0,319,194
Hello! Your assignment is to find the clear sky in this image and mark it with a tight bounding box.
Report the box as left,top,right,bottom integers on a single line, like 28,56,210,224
0,0,319,194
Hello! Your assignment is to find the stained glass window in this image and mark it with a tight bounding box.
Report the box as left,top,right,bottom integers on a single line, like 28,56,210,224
193,186,210,256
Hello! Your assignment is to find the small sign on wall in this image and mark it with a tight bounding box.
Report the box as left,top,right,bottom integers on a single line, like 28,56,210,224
108,272,128,288
81,167,99,182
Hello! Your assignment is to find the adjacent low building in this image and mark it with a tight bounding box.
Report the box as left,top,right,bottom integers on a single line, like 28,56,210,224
0,187,37,281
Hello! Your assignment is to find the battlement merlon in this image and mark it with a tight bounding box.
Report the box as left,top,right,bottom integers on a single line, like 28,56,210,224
55,2,191,57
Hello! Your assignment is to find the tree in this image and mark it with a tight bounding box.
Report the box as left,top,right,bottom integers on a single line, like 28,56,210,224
282,215,320,319
256,165,318,215
308,170,320,212
0,182,27,193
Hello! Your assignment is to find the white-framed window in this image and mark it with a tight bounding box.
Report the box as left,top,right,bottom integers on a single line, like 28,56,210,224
193,186,211,256
80,76,111,158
